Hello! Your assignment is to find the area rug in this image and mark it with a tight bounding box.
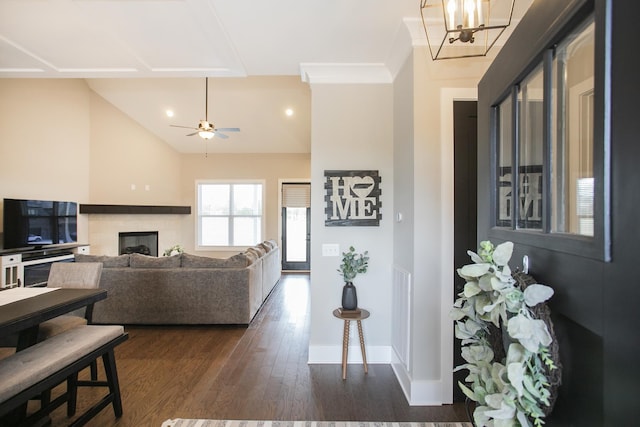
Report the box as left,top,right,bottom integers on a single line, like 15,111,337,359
161,421,472,427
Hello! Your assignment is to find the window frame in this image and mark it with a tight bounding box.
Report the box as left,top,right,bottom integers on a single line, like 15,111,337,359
195,179,266,252
487,5,610,262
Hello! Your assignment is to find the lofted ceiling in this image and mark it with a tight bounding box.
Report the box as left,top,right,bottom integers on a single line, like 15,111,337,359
0,0,532,154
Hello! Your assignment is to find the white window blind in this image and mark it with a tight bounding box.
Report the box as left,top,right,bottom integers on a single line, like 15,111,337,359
282,183,310,208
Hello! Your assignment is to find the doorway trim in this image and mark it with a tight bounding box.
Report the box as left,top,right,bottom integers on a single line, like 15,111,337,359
439,87,478,404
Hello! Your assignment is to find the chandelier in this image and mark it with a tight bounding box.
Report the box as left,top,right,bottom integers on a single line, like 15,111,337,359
420,0,516,60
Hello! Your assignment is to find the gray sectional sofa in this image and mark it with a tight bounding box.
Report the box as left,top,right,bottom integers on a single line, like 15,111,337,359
75,240,280,325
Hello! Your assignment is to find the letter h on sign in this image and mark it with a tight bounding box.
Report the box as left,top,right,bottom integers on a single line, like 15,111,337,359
324,170,382,226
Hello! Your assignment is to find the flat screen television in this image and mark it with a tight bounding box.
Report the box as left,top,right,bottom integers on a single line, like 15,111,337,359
3,198,78,250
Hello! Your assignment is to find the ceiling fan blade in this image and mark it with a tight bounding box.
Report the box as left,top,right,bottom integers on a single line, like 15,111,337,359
215,127,240,132
186,132,199,136
213,131,229,139
171,124,197,130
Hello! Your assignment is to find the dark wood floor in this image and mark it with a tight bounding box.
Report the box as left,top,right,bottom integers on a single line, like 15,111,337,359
46,273,466,426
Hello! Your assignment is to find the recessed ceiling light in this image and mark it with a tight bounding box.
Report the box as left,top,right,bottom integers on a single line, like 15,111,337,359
285,108,294,117
166,109,174,118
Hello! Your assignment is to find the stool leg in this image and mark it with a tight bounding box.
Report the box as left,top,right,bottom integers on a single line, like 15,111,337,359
357,320,368,375
342,320,350,380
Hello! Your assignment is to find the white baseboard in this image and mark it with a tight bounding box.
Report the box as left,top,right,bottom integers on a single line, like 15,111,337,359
390,350,447,405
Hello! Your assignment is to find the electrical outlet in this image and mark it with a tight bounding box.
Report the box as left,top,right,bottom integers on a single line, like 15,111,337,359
322,243,340,257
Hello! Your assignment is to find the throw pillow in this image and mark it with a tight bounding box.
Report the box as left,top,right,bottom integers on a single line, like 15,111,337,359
243,250,258,265
75,254,130,268
225,253,250,268
130,253,181,268
258,242,272,253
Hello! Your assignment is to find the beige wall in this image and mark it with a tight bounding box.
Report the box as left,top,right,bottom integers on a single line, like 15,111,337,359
88,92,182,205
0,79,92,242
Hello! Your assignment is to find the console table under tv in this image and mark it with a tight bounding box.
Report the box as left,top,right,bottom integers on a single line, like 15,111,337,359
0,244,90,289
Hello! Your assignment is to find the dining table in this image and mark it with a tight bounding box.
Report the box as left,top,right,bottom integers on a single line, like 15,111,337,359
0,287,107,351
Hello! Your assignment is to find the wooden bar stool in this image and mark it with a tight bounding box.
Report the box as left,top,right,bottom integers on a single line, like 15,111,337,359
332,308,370,380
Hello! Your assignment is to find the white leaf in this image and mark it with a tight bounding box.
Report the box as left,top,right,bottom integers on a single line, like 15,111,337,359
507,362,525,396
450,307,466,321
508,315,552,352
484,400,516,420
524,284,554,307
468,250,484,264
460,263,492,278
485,393,504,409
494,418,517,427
492,241,514,266
464,281,482,297
478,274,494,291
491,276,511,291
505,343,527,364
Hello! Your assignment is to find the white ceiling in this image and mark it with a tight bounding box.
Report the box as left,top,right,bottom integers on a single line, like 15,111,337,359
0,0,532,154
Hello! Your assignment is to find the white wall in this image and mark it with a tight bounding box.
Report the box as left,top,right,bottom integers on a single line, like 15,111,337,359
308,83,394,364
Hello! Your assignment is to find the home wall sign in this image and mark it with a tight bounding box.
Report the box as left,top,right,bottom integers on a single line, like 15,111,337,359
497,165,543,229
324,170,382,226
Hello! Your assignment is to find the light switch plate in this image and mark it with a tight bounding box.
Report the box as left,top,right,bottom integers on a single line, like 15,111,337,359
322,243,340,257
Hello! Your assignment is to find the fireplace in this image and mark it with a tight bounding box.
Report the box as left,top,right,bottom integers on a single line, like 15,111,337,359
119,231,158,256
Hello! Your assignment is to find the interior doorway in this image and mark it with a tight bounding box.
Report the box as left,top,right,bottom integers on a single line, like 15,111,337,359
452,100,478,402
281,182,311,271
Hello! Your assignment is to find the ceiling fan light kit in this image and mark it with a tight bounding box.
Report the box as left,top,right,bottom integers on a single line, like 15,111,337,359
170,77,240,142
198,130,215,140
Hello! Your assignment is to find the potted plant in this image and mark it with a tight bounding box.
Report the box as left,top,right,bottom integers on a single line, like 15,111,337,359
337,246,369,310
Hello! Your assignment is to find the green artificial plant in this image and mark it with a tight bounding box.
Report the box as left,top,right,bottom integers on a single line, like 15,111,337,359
163,244,184,257
452,240,557,427
337,246,369,282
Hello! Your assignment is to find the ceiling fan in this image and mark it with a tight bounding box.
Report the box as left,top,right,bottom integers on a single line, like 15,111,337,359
170,77,240,140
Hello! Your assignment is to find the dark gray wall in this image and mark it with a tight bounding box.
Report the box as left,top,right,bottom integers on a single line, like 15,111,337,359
477,0,640,425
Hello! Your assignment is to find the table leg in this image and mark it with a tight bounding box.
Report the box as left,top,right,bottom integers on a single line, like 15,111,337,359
342,319,350,380
16,325,39,351
357,320,368,375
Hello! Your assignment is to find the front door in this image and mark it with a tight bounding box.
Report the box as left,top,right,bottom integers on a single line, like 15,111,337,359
281,183,311,271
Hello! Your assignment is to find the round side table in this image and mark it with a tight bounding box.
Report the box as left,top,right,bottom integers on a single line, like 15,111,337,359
332,308,370,380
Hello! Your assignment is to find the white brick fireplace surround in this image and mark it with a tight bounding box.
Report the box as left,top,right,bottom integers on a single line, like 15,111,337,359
87,214,187,256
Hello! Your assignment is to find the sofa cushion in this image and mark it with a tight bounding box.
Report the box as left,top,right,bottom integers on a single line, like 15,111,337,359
75,254,130,268
181,252,251,268
130,253,181,268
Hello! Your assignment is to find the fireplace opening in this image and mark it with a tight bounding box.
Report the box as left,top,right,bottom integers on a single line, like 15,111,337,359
119,231,158,257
